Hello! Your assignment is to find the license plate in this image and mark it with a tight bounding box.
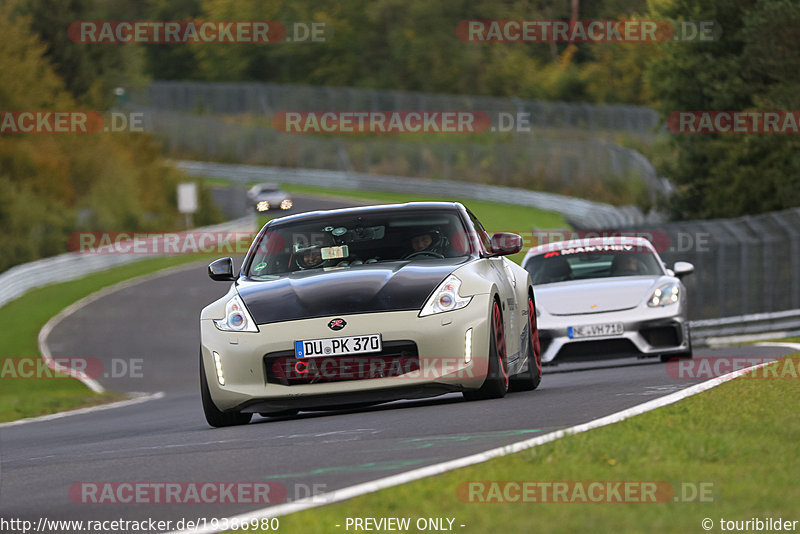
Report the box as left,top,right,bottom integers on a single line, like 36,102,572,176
295,334,382,358
568,322,624,339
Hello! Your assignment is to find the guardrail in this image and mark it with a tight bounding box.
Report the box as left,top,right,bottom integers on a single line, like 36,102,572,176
132,82,670,229
3,160,798,344
176,160,658,229
178,159,800,342
690,310,800,344
0,216,255,309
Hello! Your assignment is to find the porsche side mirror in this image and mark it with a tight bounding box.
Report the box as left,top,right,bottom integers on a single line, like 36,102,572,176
673,261,694,278
489,232,523,256
208,257,236,281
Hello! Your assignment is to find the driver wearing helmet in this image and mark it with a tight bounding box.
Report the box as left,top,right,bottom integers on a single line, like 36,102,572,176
295,245,324,270
405,229,449,258
410,232,434,252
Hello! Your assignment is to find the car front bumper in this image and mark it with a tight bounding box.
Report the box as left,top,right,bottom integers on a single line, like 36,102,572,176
200,294,493,412
537,305,689,363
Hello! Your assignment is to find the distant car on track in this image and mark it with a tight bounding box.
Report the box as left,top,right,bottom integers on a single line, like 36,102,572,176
247,182,293,212
521,236,694,365
199,202,541,427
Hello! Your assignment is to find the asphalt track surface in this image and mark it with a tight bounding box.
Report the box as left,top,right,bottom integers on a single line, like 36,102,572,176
0,193,795,530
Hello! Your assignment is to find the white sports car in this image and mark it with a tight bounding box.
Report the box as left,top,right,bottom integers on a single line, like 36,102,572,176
199,202,541,427
521,236,694,365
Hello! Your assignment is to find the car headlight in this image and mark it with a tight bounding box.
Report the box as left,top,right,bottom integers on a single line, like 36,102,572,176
419,275,472,317
214,294,259,332
647,283,680,307
256,200,270,212
280,199,293,210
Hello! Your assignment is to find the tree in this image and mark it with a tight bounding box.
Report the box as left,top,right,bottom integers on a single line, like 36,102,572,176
0,1,221,271
17,0,146,108
646,0,800,218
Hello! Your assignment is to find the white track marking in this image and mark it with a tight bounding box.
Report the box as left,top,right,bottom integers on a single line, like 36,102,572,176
1,261,207,427
0,392,165,428
37,261,205,393
755,341,800,351
167,342,800,534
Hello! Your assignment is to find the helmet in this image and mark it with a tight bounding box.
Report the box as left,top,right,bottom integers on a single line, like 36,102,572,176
295,245,324,270
409,229,449,256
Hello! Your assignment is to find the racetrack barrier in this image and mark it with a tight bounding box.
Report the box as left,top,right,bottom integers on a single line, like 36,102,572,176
0,215,255,310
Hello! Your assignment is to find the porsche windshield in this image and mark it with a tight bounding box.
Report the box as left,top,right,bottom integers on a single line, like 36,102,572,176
525,245,664,284
246,210,469,277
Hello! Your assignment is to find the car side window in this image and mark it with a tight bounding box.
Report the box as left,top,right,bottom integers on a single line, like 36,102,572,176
466,209,492,253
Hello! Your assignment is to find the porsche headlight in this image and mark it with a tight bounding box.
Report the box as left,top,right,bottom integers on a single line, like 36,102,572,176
647,283,680,307
214,294,259,332
419,275,472,317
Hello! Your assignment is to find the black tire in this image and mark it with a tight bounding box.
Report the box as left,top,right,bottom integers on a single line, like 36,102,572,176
200,352,252,428
510,294,542,391
660,325,693,363
463,300,509,400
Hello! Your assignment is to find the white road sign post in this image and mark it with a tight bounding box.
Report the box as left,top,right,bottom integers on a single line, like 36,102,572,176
177,182,198,228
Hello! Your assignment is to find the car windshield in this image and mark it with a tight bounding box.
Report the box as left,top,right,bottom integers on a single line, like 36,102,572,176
524,244,664,284
246,209,469,278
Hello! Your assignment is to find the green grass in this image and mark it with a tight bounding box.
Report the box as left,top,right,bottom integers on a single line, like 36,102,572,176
0,254,212,422
758,336,800,344
242,353,800,534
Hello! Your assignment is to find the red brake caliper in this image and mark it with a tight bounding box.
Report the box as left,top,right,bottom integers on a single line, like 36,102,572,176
529,298,542,376
493,303,509,387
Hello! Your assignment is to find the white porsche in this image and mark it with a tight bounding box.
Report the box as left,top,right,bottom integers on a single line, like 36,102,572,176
522,236,694,365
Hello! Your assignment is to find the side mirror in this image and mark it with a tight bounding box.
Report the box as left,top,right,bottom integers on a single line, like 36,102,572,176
673,261,694,278
489,232,523,256
208,257,236,281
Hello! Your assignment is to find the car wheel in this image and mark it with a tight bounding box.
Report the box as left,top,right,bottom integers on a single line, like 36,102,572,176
200,352,252,428
510,294,542,391
463,300,509,400
660,326,693,363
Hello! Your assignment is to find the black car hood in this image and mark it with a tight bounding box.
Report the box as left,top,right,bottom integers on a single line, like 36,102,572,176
237,258,468,324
